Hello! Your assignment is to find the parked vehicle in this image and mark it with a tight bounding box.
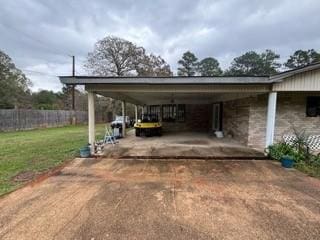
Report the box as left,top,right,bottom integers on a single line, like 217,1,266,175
111,116,132,128
134,114,162,137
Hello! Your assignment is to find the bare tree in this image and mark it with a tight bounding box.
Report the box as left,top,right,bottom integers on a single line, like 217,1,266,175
136,54,172,77
85,36,145,76
85,36,171,77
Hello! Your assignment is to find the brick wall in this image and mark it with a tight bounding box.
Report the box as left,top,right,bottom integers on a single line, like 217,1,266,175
275,93,320,141
186,104,211,131
162,104,211,132
247,94,267,148
223,98,251,145
246,93,320,149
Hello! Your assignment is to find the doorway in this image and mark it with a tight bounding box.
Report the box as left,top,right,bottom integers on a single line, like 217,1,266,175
212,103,222,131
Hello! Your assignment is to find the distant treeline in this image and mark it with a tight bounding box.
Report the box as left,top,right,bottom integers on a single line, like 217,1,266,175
1,35,319,111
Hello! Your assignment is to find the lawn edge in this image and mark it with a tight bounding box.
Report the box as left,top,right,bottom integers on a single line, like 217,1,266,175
0,158,75,199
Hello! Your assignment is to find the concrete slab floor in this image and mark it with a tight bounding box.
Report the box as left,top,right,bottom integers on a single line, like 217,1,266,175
103,131,265,159
0,159,319,240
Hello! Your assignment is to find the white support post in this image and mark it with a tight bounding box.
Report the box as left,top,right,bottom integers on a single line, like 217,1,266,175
265,92,277,148
122,101,126,137
88,91,95,154
135,105,138,123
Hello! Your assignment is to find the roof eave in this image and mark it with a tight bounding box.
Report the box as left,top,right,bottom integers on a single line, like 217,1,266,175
59,76,271,85
270,62,320,81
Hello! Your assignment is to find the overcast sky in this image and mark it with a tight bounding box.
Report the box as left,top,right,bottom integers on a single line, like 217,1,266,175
1,0,320,91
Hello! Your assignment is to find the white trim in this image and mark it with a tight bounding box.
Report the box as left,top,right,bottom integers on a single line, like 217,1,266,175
122,101,126,137
135,105,138,123
270,63,320,81
87,84,270,93
265,92,277,148
88,91,95,154
61,76,270,85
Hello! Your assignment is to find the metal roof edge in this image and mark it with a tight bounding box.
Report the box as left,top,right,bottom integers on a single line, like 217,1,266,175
59,75,270,79
270,62,320,81
59,76,271,85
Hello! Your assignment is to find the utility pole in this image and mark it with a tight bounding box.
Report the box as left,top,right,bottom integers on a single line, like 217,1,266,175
71,55,76,125
72,55,75,110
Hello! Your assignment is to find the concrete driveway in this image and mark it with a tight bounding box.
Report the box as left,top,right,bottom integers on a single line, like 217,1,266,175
0,159,319,240
104,131,265,159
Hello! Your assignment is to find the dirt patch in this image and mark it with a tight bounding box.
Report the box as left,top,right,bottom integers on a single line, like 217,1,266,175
12,171,36,182
80,158,102,167
104,146,131,158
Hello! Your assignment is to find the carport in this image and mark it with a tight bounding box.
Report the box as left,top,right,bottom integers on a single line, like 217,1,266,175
60,76,276,155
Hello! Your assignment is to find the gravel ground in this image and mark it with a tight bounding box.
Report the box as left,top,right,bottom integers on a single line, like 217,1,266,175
0,159,319,240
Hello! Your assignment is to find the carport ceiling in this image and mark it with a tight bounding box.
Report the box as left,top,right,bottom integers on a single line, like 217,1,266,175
60,76,272,105
95,91,263,105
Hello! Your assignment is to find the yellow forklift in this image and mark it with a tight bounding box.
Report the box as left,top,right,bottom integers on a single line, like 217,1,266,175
134,114,162,137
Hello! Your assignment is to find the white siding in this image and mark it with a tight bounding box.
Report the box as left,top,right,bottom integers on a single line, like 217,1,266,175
273,69,320,91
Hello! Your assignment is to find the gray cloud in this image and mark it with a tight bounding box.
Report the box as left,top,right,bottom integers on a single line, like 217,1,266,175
0,0,320,91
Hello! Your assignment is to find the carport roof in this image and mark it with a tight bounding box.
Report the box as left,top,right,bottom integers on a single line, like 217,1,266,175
59,75,271,85
59,62,320,86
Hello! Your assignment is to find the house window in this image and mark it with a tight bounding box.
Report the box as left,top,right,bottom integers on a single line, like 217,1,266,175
162,104,176,122
146,105,160,119
176,104,185,122
306,96,320,117
162,104,185,122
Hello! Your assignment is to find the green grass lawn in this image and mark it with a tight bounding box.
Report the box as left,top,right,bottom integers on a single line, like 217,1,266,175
295,162,320,178
0,124,106,196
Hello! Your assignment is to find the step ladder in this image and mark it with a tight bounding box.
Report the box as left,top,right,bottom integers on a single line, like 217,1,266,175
104,126,118,145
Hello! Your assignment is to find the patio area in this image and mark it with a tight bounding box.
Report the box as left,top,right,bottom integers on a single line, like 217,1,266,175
103,130,265,159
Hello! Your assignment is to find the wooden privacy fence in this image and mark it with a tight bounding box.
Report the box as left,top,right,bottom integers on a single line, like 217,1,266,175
0,109,89,131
